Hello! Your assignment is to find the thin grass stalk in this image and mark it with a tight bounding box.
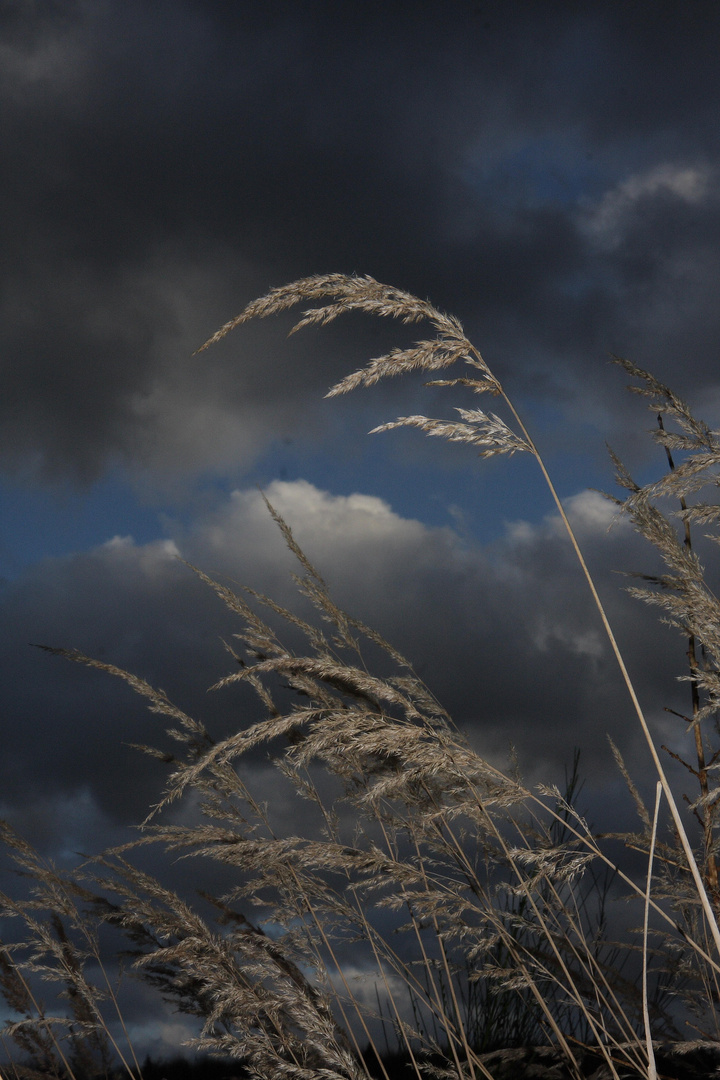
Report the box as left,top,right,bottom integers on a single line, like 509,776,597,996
87,959,141,1080
353,872,479,1069
370,817,472,1075
425,739,671,1073
388,799,578,1066
414,756,635,1073
0,945,78,1080
540,874,641,1056
657,412,720,903
410,791,590,1077
271,788,435,1077
54,879,142,1080
409,838,481,1080
355,926,423,1079
285,869,389,1080
233,832,384,1076
472,848,617,1077
518,836,643,1055
364,791,501,1073
0,826,142,1080
292,776,418,1076
500,380,720,959
643,783,662,1080
515,859,642,1063
326,817,492,1075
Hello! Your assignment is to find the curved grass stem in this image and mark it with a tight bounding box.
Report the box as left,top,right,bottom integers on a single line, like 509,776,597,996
499,378,720,958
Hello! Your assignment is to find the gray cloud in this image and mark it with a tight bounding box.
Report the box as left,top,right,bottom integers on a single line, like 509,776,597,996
1,479,697,861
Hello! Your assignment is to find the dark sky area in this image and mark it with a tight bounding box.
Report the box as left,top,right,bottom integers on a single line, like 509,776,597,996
2,0,720,1058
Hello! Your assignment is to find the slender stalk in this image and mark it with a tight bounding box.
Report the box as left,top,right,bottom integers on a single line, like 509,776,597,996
657,412,720,904
494,369,720,959
643,783,662,1080
0,947,78,1080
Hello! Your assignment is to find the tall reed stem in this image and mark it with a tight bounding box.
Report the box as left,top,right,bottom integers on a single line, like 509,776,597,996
498,373,720,958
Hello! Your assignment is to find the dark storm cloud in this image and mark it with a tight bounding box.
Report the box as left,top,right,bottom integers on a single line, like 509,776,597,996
0,480,698,863
3,1,720,485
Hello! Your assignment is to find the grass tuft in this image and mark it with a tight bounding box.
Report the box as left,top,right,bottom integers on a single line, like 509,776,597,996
3,276,720,1078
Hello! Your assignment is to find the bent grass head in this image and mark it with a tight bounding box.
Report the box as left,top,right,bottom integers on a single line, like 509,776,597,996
199,273,720,953
3,275,720,1080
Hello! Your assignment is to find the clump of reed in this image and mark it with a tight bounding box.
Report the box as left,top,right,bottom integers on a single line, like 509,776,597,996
3,275,720,1080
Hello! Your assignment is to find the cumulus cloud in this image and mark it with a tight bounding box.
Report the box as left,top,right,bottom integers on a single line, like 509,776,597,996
1,479,695,867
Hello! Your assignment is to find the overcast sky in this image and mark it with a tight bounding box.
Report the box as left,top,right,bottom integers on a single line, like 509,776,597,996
2,0,720,1058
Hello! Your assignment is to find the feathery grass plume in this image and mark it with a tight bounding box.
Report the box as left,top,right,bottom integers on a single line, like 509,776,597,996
601,359,720,1016
200,274,720,964
607,363,720,831
38,501,708,1079
0,822,141,1080
10,278,720,1079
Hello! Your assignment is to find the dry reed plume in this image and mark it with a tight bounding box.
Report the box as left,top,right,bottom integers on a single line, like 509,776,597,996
3,275,720,1080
